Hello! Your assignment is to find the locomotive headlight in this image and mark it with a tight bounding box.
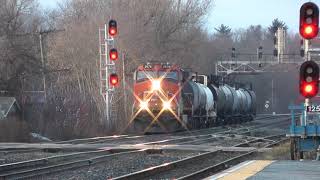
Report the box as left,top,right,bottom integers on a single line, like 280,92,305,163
162,101,171,110
152,80,161,91
140,101,148,110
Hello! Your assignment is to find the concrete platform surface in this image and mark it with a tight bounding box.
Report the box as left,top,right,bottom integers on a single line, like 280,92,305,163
205,160,320,180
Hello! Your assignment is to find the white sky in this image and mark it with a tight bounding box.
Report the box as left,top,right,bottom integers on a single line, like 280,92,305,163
39,0,320,33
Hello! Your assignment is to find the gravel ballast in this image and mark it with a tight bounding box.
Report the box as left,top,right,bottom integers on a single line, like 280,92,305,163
43,150,203,180
0,151,65,165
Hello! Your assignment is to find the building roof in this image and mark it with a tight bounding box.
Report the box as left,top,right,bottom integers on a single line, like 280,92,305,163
0,97,19,119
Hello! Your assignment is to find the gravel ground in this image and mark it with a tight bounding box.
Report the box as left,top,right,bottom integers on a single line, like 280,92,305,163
41,150,203,180
247,141,270,148
144,151,244,180
248,128,286,137
0,151,66,165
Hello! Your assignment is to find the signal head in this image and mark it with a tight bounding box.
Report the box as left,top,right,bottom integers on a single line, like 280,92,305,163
109,48,118,61
300,2,319,39
299,61,319,98
109,73,119,86
108,19,117,36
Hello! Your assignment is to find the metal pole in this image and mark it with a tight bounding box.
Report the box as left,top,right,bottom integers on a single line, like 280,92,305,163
305,39,310,61
215,63,218,75
104,23,110,126
304,98,310,126
39,33,46,101
122,52,127,121
303,39,310,127
98,29,102,98
271,79,274,113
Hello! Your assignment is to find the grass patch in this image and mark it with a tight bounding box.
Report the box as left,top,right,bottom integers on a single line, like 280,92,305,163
257,142,317,160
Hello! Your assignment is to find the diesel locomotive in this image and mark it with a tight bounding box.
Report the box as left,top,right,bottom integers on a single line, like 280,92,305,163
131,62,256,133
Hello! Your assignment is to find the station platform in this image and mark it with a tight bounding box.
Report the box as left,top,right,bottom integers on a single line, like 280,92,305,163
205,160,320,180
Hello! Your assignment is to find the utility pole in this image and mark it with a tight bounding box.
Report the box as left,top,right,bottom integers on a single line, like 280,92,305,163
122,52,128,121
39,33,46,101
271,79,274,113
38,29,65,102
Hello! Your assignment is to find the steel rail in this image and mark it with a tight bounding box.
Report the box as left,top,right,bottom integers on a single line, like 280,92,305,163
0,149,142,179
111,136,287,180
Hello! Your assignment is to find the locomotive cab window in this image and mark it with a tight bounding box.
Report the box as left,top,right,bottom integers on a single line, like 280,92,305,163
159,71,178,81
136,71,157,81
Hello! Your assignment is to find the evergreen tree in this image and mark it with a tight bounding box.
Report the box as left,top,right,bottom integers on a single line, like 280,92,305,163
214,24,232,38
268,18,288,35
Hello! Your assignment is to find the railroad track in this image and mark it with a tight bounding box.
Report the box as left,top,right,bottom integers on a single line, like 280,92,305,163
0,148,203,180
0,115,294,179
49,115,292,150
161,116,291,146
55,135,131,144
52,114,292,146
0,149,141,179
112,137,288,180
101,115,292,146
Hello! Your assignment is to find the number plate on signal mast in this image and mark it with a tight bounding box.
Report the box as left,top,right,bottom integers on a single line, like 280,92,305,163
306,105,320,112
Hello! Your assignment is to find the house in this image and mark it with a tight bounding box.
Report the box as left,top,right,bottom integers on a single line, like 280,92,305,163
0,97,21,120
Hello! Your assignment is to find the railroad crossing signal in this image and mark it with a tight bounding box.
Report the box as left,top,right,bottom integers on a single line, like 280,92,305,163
299,60,319,98
108,19,117,36
300,2,319,39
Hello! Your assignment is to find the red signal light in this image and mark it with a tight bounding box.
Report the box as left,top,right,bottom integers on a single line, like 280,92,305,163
109,73,119,86
301,82,317,98
300,2,319,39
109,27,117,36
109,48,118,61
301,24,318,39
108,20,117,36
304,25,313,35
305,84,313,93
300,61,319,98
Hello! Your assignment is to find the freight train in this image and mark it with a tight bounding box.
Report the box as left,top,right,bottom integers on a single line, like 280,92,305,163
130,62,256,133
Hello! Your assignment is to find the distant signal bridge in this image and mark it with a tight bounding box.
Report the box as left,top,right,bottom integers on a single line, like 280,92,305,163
215,54,303,75
216,27,320,76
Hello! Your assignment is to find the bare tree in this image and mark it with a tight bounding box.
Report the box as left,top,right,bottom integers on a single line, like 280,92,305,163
42,0,213,137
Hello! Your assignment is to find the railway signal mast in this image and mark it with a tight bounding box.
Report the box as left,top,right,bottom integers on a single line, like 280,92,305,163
288,2,320,160
299,2,319,99
99,19,119,128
